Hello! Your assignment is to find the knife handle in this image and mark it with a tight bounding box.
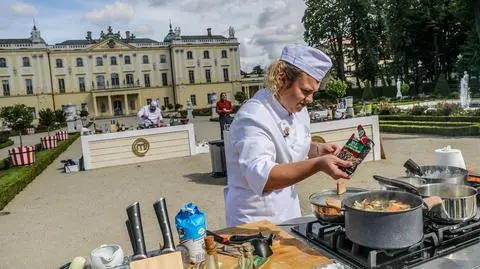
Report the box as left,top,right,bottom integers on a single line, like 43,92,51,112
125,220,136,254
229,233,264,244
153,198,176,254
126,202,148,260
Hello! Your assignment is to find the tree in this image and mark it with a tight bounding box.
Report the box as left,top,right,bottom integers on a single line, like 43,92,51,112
54,110,66,125
326,79,348,100
38,108,56,135
234,91,247,104
0,104,34,147
252,65,264,75
303,0,349,81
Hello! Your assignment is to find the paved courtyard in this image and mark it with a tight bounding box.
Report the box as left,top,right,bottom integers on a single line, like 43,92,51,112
0,116,479,269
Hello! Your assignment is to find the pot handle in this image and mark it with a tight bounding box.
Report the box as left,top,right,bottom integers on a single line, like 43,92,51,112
373,175,421,195
422,196,452,219
404,159,424,176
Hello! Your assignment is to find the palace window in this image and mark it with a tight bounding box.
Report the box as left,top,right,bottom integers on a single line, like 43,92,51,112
0,58,6,68
162,73,168,86
22,57,30,67
58,78,65,93
142,55,149,64
129,100,136,110
221,50,228,58
205,69,211,83
186,51,193,60
111,73,120,88
190,94,197,106
111,56,117,65
79,77,85,92
160,54,167,63
223,68,229,82
96,75,105,88
124,55,131,64
26,79,33,95
2,80,10,96
203,50,210,59
96,57,103,66
76,57,83,67
56,59,63,68
188,70,195,84
144,73,151,87
126,74,134,86
164,97,170,107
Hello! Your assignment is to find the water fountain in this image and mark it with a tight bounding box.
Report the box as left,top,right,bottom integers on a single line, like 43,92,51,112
460,71,470,109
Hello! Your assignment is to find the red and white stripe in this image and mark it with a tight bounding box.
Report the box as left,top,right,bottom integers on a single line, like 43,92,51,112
8,146,36,166
56,131,68,141
41,136,58,150
27,128,35,135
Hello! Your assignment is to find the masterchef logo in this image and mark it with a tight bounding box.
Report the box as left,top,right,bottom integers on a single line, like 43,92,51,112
132,138,150,157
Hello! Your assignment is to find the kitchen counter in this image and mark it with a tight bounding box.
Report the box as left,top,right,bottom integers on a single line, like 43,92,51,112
81,124,197,170
213,220,334,269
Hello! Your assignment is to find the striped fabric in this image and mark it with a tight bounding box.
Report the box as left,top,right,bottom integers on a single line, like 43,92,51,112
41,136,58,150
8,146,36,166
56,130,69,141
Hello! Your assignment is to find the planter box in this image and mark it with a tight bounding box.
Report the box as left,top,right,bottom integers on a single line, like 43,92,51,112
56,130,69,141
41,136,58,150
8,146,36,166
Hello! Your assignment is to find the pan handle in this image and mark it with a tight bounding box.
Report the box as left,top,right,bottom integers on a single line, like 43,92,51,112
422,196,452,219
373,175,421,195
404,159,424,176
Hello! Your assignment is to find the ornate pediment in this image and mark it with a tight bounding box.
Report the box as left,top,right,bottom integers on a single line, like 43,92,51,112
87,38,136,51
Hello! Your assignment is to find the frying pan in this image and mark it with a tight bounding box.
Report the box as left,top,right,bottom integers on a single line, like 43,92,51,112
309,187,367,223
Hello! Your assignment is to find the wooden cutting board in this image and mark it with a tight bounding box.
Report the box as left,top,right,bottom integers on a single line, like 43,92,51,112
213,220,334,269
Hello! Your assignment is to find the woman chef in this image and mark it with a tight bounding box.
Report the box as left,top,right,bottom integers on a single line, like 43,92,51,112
224,44,353,227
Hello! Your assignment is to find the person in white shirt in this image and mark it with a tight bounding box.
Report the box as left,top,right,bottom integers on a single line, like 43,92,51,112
224,44,353,227
137,100,164,128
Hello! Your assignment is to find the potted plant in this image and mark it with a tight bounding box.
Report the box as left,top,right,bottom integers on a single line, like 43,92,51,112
0,105,36,166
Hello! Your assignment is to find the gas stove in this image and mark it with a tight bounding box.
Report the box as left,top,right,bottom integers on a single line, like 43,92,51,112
291,215,480,269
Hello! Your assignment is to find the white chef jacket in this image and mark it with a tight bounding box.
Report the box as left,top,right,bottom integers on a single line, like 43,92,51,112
137,105,163,126
224,88,312,227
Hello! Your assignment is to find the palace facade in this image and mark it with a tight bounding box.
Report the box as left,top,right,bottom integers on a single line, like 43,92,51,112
0,24,252,118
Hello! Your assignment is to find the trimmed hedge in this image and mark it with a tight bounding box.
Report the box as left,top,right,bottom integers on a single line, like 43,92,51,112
0,132,80,210
380,124,479,136
379,115,480,122
380,121,475,127
0,139,14,150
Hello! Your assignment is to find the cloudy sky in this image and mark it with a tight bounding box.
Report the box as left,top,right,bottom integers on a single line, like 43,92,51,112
0,0,308,72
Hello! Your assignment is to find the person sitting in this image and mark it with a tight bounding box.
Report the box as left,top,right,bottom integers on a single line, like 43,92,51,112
137,100,164,128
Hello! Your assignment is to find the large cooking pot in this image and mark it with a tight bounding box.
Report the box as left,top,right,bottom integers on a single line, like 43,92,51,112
404,158,468,184
309,187,367,223
374,175,477,223
342,190,425,249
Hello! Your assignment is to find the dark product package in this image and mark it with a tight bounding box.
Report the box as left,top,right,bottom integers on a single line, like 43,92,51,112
337,125,374,175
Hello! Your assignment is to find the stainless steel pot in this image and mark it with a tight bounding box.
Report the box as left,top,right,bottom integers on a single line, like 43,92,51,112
404,159,468,184
378,176,426,191
374,175,477,223
309,187,367,223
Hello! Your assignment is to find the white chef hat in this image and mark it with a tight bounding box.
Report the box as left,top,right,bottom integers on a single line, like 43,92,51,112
280,44,332,82
150,100,158,107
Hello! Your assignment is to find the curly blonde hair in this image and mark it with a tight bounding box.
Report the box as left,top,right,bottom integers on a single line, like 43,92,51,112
264,60,303,97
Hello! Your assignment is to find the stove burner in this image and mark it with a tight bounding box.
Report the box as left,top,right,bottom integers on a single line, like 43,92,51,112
292,217,480,269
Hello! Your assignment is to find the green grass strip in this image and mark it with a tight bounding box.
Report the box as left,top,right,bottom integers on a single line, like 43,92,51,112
380,124,479,136
0,133,80,210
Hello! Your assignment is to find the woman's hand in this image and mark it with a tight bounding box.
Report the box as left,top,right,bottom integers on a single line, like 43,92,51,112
316,155,352,180
309,142,342,158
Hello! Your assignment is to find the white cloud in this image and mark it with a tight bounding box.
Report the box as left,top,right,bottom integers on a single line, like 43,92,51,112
84,2,135,24
134,25,154,36
10,1,38,16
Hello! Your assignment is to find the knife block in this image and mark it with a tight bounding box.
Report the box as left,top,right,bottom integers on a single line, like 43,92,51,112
129,252,183,269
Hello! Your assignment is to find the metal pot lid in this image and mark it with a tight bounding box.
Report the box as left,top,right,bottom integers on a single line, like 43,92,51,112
309,187,368,206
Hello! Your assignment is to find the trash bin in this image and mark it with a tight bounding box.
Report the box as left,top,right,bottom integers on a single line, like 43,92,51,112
208,140,226,178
